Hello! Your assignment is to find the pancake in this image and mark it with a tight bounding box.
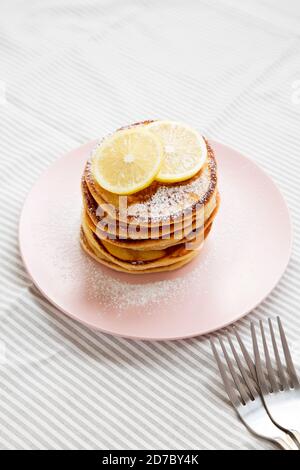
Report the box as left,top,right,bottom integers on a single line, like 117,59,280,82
82,176,218,242
80,120,219,273
81,205,215,266
82,193,219,251
80,225,211,274
80,229,201,273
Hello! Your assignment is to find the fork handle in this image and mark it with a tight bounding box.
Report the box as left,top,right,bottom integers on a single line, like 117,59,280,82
275,434,299,450
290,430,300,448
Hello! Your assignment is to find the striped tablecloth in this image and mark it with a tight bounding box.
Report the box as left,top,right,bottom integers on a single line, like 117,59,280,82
1,0,300,450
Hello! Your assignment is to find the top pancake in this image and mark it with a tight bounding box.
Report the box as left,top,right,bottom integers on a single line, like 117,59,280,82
84,121,217,228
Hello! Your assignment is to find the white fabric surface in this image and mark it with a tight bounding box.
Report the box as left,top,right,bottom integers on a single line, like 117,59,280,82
1,0,300,450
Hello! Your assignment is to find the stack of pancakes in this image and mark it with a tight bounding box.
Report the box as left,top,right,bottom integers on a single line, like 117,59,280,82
80,122,219,273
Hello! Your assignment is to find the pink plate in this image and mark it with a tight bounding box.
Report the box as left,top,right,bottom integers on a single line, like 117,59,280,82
19,141,292,340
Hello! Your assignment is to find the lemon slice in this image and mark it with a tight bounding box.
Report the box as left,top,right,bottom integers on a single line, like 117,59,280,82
91,128,163,195
147,121,207,182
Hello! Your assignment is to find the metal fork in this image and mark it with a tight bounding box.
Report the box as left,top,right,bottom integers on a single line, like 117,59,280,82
251,317,300,446
210,332,298,449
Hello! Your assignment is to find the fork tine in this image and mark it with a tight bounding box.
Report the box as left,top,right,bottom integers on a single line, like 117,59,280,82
268,318,289,390
251,322,269,394
231,327,257,380
259,320,279,393
210,338,240,407
226,331,257,400
277,317,299,387
218,336,249,405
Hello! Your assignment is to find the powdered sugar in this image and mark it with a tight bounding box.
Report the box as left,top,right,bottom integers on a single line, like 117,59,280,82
128,176,209,222
85,263,195,311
